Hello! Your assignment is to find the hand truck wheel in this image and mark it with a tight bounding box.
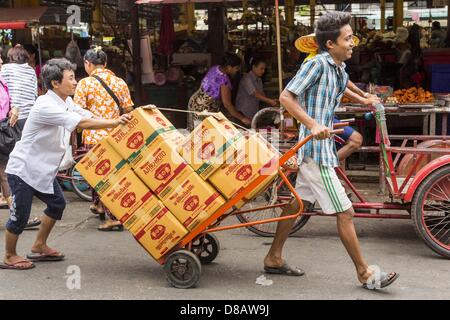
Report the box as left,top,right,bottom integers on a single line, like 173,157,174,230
191,233,220,264
164,250,202,289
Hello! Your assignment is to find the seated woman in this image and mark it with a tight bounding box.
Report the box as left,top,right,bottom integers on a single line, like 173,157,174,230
187,52,251,130
235,58,279,122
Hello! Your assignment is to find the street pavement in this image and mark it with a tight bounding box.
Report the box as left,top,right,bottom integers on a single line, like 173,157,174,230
0,184,449,300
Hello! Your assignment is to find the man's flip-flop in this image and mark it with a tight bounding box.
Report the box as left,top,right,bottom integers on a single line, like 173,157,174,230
26,251,65,262
264,263,305,276
0,259,35,270
362,272,399,290
97,224,124,232
23,217,41,230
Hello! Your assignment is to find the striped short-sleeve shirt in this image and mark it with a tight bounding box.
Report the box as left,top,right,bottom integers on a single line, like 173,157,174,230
285,51,349,168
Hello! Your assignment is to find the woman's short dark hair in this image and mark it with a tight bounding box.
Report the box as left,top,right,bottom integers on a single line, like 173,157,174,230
315,11,352,52
221,52,241,68
84,45,107,65
23,44,39,64
42,58,76,89
7,44,30,64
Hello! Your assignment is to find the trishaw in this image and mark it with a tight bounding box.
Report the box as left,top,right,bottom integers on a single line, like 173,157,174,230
236,104,450,260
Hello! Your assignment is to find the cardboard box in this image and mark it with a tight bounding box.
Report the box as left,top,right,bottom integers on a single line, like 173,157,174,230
134,208,188,260
123,199,167,235
178,114,243,180
75,139,130,195
163,172,225,230
100,170,160,222
131,140,194,200
107,106,184,161
209,134,278,200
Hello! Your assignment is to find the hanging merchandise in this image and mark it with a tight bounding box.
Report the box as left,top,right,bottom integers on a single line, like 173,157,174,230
65,36,83,68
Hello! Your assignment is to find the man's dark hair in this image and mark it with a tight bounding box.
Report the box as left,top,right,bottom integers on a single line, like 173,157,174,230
250,57,265,68
221,52,241,68
23,44,39,64
7,44,30,64
432,21,441,30
84,45,107,65
42,58,76,89
315,11,352,52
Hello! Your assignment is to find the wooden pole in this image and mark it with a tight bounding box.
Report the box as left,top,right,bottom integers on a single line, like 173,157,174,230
187,3,195,35
130,0,142,106
285,0,295,28
380,0,386,32
243,0,248,33
393,0,404,32
310,0,316,28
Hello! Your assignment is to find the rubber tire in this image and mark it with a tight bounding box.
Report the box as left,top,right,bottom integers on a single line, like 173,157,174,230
68,162,92,202
237,206,310,237
164,250,202,289
191,234,220,264
411,164,450,258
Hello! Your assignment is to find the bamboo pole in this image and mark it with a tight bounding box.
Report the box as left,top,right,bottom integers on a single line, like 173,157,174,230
380,0,386,32
274,0,284,133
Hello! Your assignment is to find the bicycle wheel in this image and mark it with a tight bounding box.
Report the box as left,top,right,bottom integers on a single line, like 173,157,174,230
68,162,92,201
411,164,450,258
236,176,310,237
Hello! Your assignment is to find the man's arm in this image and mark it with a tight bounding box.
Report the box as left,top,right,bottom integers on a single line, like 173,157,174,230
253,91,279,107
345,80,381,105
279,89,330,139
77,114,131,130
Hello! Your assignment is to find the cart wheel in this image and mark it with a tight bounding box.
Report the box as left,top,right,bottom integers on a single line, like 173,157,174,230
411,164,450,258
236,175,310,237
191,234,220,264
68,162,92,202
164,250,202,289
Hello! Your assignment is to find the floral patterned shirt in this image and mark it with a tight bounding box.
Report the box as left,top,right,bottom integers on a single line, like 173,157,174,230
74,68,133,145
200,65,232,100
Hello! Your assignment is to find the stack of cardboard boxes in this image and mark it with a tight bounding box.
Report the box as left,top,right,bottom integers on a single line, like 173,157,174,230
76,106,278,261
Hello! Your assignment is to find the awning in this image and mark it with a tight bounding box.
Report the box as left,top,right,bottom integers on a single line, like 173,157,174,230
136,0,241,4
0,22,27,29
0,6,48,29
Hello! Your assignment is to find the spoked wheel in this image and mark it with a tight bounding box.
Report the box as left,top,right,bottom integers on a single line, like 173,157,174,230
411,164,450,258
68,161,92,201
236,176,310,237
164,250,202,289
191,233,220,264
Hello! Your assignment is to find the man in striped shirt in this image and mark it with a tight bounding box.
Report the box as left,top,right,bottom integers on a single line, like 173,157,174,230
264,12,399,290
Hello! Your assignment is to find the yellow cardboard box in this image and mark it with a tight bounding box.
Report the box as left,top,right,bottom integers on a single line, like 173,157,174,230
134,208,188,260
75,139,130,196
123,199,167,235
132,140,194,200
107,106,184,161
209,134,278,201
163,172,225,230
100,170,160,223
178,114,243,180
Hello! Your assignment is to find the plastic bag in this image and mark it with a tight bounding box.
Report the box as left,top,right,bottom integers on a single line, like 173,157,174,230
59,132,75,171
65,39,83,68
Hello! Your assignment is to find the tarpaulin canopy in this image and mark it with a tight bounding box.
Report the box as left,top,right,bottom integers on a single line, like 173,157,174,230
0,7,48,29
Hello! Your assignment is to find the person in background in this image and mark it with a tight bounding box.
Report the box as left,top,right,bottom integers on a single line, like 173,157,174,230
0,44,37,131
0,48,41,230
23,44,43,94
0,58,131,270
430,21,446,48
74,46,134,232
187,52,251,130
235,58,279,122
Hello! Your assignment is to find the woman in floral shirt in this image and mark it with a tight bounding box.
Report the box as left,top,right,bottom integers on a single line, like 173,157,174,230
74,46,133,231
187,52,251,130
